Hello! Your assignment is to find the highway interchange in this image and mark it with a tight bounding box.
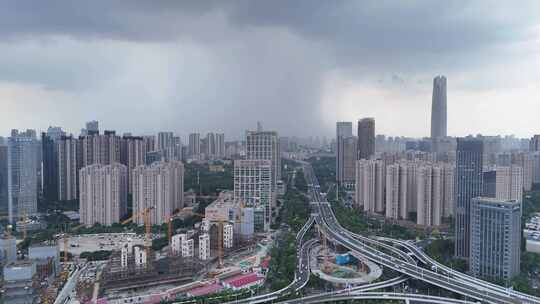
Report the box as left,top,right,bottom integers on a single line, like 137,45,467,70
223,161,540,304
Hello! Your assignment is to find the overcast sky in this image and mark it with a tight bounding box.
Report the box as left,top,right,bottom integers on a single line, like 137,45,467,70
0,1,539,139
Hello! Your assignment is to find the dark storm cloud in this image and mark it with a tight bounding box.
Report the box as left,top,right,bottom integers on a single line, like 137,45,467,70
0,1,538,137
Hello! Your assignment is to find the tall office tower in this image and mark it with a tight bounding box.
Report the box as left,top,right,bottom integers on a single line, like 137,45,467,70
339,136,358,187
78,131,122,168
357,118,375,160
8,130,38,222
385,162,407,220
430,76,447,139
157,131,174,160
188,133,201,158
79,163,128,227
215,133,225,159
57,136,78,201
416,165,443,226
132,161,184,226
120,136,147,193
86,120,99,135
336,122,353,184
0,144,8,215
41,126,66,203
42,133,58,203
355,159,385,213
455,138,483,259
470,197,521,281
512,152,534,191
483,166,523,203
441,163,455,218
246,130,281,191
233,160,273,229
530,135,540,152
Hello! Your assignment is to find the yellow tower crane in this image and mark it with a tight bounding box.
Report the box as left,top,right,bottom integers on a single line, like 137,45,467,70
122,207,154,252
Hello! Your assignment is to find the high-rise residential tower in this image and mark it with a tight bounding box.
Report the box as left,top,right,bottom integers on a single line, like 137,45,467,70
355,159,385,213
336,122,353,185
57,136,78,201
78,131,121,168
132,161,184,225
79,163,128,226
188,133,201,158
385,162,407,220
357,118,375,160
455,138,483,259
431,76,447,139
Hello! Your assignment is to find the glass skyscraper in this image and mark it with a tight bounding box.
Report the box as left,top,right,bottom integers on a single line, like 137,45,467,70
455,138,484,259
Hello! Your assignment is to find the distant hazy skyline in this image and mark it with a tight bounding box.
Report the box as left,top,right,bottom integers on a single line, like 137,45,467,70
0,1,539,138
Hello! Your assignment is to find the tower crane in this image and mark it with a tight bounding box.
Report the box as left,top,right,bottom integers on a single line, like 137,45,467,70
121,207,154,252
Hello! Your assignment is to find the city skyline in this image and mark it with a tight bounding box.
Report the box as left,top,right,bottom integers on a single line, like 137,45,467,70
0,2,539,138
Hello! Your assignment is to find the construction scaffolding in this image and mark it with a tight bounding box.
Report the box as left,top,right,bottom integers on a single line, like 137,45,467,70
101,249,205,291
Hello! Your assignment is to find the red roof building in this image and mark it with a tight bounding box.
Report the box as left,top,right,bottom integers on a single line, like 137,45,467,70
223,272,264,290
187,283,224,297
260,256,271,269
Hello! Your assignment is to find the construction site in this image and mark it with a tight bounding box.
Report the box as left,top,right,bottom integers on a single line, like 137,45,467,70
94,191,266,301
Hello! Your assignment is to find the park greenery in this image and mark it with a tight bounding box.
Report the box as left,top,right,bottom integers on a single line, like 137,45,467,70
266,172,311,292
307,156,335,192
424,239,467,272
184,162,233,195
273,188,310,232
166,286,259,304
523,189,540,220
329,199,422,240
266,231,297,291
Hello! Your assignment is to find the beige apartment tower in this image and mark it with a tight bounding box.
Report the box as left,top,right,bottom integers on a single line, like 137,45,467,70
132,161,185,226
79,163,128,226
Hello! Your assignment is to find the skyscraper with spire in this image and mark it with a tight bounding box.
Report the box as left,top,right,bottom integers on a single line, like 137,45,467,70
431,76,447,139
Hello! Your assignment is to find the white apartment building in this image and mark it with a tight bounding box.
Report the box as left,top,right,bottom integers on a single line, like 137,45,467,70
132,161,184,225
79,163,128,226
181,239,194,258
79,131,122,167
171,234,186,256
234,160,273,229
355,159,385,213
134,245,147,268
121,136,147,193
385,162,407,220
199,234,210,260
223,224,234,249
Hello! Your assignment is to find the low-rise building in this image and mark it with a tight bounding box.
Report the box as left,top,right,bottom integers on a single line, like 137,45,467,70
3,261,37,304
222,272,264,290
